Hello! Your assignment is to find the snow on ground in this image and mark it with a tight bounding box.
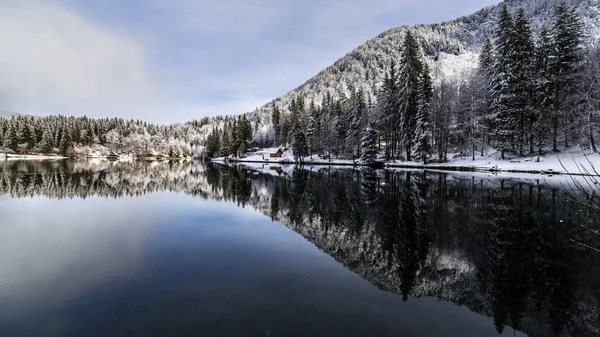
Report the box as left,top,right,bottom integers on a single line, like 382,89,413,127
213,147,356,166
214,146,600,177
388,147,600,176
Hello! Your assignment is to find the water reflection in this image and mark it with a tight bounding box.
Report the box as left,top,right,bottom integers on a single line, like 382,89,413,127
0,160,598,336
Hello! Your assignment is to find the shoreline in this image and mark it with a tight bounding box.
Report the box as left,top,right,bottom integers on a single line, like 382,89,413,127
212,158,600,177
1,153,192,161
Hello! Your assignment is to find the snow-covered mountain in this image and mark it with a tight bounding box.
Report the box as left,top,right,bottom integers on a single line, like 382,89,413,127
239,0,600,139
0,110,31,119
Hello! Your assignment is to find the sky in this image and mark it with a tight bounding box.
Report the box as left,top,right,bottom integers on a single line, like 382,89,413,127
0,0,499,124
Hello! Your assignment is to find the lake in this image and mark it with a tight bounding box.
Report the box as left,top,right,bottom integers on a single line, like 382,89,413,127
0,160,598,337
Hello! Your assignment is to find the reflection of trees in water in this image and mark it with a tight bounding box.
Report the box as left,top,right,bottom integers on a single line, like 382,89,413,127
1,160,598,336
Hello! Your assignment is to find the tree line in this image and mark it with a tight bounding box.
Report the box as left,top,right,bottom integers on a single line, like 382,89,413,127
0,115,211,157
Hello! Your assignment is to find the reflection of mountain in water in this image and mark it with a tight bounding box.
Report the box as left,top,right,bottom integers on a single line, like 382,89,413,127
1,160,599,336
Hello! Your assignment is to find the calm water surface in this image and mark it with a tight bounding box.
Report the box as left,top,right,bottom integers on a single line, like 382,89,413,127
0,160,598,337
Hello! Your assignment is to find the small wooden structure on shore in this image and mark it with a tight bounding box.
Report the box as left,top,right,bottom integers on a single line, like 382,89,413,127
269,149,284,158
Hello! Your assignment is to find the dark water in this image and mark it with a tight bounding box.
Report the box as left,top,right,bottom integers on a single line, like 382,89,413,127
0,160,598,337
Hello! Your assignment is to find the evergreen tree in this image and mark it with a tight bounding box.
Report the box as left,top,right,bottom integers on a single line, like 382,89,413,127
533,26,554,154
397,30,424,161
360,126,379,164
551,1,584,149
272,102,281,146
221,126,231,157
413,63,433,164
205,128,221,158
27,122,37,150
292,128,309,163
334,100,347,157
479,37,495,72
477,37,495,151
379,61,399,159
346,88,366,158
306,115,317,159
491,4,518,159
59,127,72,156
513,8,535,155
40,126,54,154
4,121,18,152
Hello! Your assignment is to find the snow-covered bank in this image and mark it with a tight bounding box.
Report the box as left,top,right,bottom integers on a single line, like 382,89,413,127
3,153,67,161
387,148,600,176
213,147,600,176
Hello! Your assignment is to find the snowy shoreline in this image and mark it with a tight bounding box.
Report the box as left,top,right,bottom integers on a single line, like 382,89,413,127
212,147,600,177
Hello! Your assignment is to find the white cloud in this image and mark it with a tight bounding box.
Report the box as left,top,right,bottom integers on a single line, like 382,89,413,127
0,0,163,121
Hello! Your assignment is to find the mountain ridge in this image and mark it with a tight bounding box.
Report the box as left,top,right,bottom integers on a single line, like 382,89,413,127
240,0,600,141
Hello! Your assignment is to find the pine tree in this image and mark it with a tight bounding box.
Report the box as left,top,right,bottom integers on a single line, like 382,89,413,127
479,37,495,72
533,26,554,154
379,61,399,159
272,102,281,146
306,115,317,159
551,1,584,149
334,100,347,157
27,122,37,150
221,126,231,157
59,127,72,156
477,37,495,151
292,128,308,163
346,88,366,158
491,4,518,159
205,128,221,158
40,126,54,154
413,63,433,164
397,29,424,161
4,121,18,152
360,126,379,164
513,8,535,155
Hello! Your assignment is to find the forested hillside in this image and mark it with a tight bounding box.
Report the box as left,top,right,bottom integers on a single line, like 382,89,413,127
204,0,600,164
0,115,213,158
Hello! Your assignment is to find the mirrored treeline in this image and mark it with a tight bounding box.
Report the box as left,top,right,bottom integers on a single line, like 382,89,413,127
0,160,598,336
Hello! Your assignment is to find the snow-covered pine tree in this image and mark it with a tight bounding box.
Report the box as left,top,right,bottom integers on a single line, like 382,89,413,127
292,128,308,163
513,8,535,155
59,126,72,156
306,114,317,159
346,88,366,159
396,29,424,162
476,37,495,155
334,100,347,157
40,126,54,154
533,26,554,154
272,102,281,146
551,1,585,149
379,61,399,159
4,121,18,152
221,126,231,157
27,121,38,150
413,62,433,164
205,128,221,158
491,4,518,159
360,126,379,164
479,37,495,73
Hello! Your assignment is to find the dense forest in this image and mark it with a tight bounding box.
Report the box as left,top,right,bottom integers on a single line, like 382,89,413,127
0,115,215,157
205,2,599,164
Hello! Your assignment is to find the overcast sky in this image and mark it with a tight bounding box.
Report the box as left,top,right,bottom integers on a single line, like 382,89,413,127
0,0,499,123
